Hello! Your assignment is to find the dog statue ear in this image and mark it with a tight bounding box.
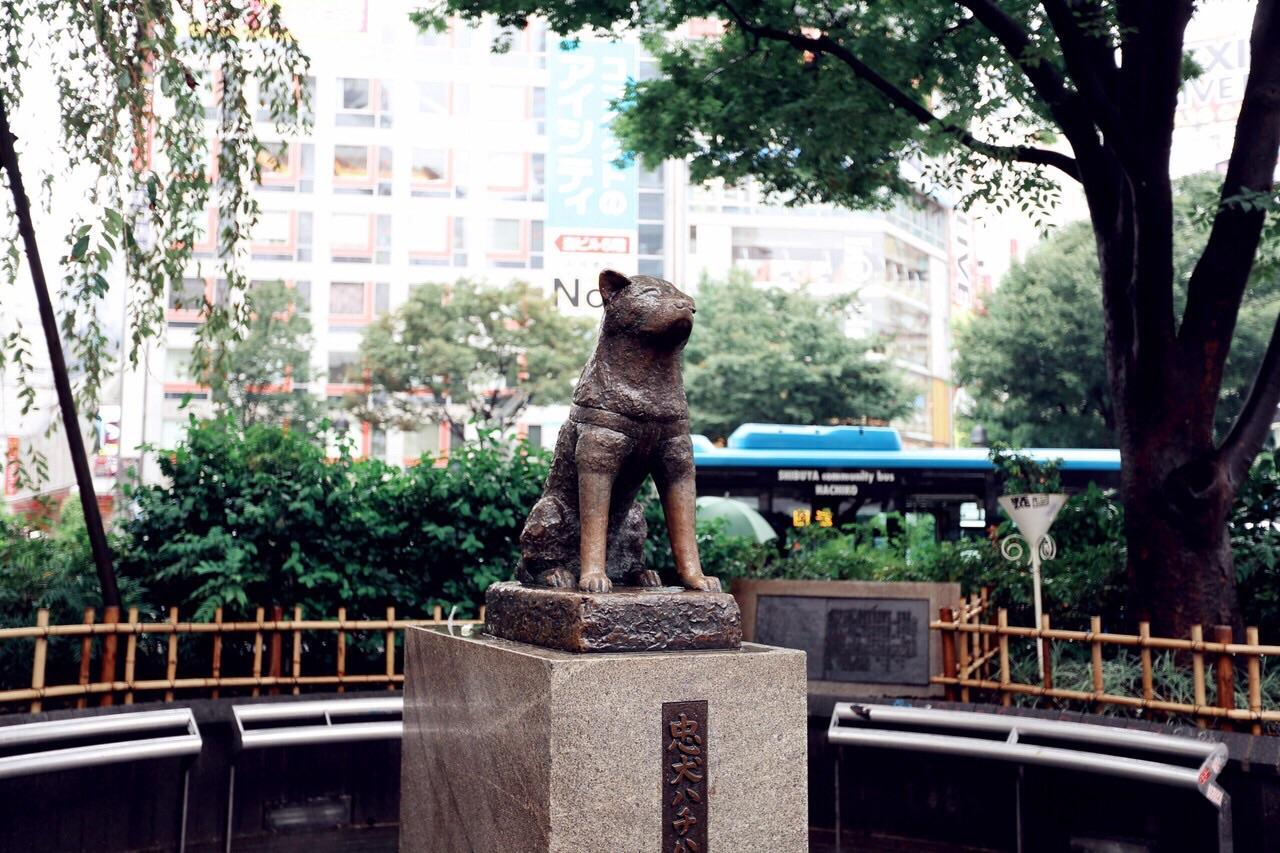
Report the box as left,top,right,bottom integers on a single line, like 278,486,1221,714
598,269,631,303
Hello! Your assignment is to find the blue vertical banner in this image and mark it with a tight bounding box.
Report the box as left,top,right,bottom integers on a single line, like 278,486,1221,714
546,36,639,311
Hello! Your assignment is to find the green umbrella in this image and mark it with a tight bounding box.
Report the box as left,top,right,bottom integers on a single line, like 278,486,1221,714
695,496,778,543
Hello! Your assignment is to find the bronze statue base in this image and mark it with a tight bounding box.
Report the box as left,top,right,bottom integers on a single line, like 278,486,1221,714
484,581,743,653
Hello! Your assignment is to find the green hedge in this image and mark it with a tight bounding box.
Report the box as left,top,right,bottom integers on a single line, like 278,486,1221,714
5,421,1280,641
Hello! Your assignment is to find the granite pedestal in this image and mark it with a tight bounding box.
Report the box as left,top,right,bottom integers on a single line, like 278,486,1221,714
400,625,808,853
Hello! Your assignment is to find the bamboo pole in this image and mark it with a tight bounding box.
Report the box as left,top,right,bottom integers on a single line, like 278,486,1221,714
336,606,347,694
922,620,1280,655
1247,626,1262,737
1191,625,1207,728
123,608,139,705
210,608,223,700
0,672,409,704
164,606,179,702
479,604,486,621
30,609,49,713
1214,625,1236,733
432,604,442,621
956,603,971,703
979,588,991,682
1138,621,1153,709
291,605,303,696
75,607,95,710
997,608,1010,707
1090,616,1104,714
98,605,119,707
939,607,958,702
268,605,283,697
0,615,481,638
252,606,264,698
385,606,396,691
1041,614,1053,691
969,594,982,685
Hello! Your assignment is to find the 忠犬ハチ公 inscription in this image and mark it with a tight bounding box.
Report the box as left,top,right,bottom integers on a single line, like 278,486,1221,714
662,700,708,853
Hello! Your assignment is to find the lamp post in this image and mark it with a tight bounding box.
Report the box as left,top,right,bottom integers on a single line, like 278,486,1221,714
998,492,1067,678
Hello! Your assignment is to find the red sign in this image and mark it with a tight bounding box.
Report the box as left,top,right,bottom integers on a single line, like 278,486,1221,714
554,234,631,254
5,436,18,497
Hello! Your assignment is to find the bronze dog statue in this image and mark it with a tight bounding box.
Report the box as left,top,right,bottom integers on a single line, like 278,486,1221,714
518,269,720,594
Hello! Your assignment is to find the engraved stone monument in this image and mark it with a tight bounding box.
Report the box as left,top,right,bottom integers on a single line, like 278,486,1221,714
399,271,808,852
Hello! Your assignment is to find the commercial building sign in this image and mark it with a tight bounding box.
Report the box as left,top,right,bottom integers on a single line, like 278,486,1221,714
547,36,639,313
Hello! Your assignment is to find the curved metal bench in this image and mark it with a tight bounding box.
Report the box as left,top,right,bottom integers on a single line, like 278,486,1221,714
225,697,403,852
828,702,1232,853
0,708,203,850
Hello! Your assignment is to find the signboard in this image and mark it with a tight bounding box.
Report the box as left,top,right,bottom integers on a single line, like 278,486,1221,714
546,36,639,313
755,595,930,686
662,700,709,853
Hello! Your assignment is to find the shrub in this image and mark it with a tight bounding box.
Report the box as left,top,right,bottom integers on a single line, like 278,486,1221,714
117,417,551,620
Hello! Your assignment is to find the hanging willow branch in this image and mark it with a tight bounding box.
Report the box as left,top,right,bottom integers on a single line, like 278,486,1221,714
0,1,310,604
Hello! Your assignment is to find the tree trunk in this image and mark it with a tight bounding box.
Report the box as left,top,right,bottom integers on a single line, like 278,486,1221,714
1123,453,1241,639
0,94,122,608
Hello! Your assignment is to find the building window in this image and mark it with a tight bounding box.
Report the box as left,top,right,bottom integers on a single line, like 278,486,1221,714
331,213,391,264
333,145,392,196
169,277,207,313
327,351,362,386
251,211,313,262
409,213,453,266
411,148,453,197
336,78,392,128
487,219,541,269
257,143,315,193
404,425,441,462
329,282,366,317
327,281,389,328
417,81,451,116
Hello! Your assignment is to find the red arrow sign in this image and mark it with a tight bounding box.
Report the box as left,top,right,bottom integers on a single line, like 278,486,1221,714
554,234,631,254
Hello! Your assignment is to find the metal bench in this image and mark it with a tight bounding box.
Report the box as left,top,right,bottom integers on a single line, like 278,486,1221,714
225,697,403,851
0,708,203,849
828,702,1232,853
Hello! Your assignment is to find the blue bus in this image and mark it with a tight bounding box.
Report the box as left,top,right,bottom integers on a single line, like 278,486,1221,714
691,424,1121,539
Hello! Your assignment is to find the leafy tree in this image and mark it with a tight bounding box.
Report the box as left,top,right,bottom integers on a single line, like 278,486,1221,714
0,3,309,606
354,279,595,431
683,274,911,440
958,174,1280,448
419,0,1280,635
197,281,321,429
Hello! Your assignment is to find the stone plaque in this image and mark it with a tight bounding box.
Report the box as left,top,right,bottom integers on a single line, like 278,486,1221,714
755,595,930,686
662,700,708,853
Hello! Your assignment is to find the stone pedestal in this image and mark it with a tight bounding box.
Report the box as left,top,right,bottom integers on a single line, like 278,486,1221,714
400,626,808,853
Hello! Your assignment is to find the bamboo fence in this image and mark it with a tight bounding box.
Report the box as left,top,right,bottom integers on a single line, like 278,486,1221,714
934,592,1275,733
4,604,484,713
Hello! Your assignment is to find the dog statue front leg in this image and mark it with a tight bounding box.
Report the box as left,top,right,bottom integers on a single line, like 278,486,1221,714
575,426,627,593
657,436,721,592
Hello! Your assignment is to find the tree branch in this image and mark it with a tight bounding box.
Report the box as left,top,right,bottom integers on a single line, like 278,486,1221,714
953,0,1103,160
718,1,1080,180
1039,0,1129,152
1181,0,1280,421
1219,311,1280,486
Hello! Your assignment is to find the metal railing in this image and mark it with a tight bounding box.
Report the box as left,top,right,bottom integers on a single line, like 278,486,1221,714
0,708,203,850
225,696,404,852
828,701,1232,853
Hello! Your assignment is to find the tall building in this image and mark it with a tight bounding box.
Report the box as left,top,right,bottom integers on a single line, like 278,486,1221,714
113,1,985,495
